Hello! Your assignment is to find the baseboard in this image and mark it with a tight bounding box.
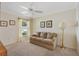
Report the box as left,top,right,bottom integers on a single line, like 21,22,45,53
5,40,17,48
56,45,76,50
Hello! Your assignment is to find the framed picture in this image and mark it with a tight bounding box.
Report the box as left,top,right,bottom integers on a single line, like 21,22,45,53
46,20,52,28
9,20,15,25
40,21,45,28
0,21,8,27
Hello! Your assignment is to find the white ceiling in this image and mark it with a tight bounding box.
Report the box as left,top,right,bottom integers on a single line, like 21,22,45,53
1,2,76,19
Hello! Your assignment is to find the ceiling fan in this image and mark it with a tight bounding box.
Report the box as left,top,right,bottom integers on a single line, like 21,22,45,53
28,3,43,13
28,8,43,13
20,3,43,14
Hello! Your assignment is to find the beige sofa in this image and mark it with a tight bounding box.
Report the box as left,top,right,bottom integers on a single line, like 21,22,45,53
30,32,57,50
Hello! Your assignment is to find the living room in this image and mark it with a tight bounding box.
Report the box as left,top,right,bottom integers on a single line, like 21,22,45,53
0,2,79,56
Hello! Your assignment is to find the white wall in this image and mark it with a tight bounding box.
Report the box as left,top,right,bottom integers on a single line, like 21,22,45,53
0,11,19,46
76,3,79,54
33,9,77,49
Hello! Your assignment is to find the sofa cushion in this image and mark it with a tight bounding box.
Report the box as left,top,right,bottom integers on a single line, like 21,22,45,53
32,34,38,37
47,33,57,39
47,33,52,39
40,32,43,37
44,39,52,42
43,32,47,39
37,32,41,37
42,39,53,45
52,33,57,37
40,32,47,39
36,37,43,40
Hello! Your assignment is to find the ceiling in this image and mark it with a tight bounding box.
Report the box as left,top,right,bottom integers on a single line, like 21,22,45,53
1,2,76,19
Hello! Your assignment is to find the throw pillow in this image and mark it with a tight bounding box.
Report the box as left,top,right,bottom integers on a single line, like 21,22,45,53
47,33,53,39
37,32,41,37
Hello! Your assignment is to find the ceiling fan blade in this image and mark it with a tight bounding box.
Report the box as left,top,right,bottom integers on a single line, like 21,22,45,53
34,10,43,13
29,8,43,13
28,3,43,13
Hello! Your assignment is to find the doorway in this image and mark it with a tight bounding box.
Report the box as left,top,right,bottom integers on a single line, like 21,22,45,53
18,18,30,41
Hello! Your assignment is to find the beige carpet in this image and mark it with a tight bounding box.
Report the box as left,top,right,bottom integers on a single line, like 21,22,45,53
6,40,79,56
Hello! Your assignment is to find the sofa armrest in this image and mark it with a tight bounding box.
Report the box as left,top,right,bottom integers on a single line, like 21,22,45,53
52,37,57,49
